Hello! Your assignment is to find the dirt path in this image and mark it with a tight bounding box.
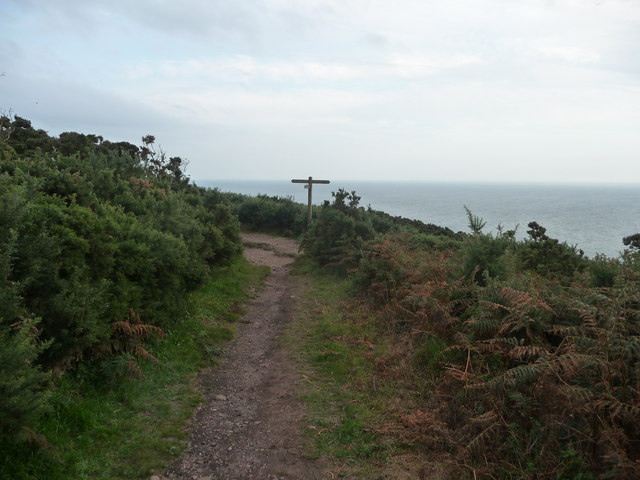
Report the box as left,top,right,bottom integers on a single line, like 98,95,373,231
163,233,322,480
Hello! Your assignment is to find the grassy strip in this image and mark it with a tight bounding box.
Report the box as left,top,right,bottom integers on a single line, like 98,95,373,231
291,260,412,478
0,256,269,480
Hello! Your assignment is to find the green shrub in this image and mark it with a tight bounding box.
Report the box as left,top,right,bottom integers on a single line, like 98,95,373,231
588,254,620,287
461,234,513,284
300,190,375,269
353,236,415,302
518,222,586,279
0,117,242,369
301,208,366,267
0,317,50,438
233,194,306,236
0,116,250,476
409,233,462,251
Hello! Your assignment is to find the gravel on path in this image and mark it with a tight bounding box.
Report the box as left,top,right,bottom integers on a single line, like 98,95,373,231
162,233,322,480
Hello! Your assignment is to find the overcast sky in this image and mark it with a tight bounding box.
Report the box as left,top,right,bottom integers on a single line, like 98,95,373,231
1,0,639,183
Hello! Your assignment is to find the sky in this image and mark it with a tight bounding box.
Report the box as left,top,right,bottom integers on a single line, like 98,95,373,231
1,0,639,183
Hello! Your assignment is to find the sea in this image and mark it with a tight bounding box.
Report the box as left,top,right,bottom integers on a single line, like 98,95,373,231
197,180,640,259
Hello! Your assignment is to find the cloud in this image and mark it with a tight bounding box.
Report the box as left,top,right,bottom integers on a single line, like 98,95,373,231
144,88,389,128
0,72,170,141
126,51,484,89
363,32,390,49
3,0,640,183
389,53,484,77
154,57,362,83
536,44,601,64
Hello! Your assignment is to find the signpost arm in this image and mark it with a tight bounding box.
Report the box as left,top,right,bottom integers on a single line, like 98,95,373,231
291,177,331,225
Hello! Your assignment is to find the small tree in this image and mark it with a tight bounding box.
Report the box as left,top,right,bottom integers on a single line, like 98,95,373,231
464,205,486,235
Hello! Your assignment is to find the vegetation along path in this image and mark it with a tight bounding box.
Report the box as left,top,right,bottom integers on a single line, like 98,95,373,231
163,233,321,480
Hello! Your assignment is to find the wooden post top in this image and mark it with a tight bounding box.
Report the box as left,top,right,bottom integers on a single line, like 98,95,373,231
291,176,330,184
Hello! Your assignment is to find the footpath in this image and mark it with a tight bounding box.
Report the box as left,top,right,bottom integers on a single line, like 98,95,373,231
162,233,322,480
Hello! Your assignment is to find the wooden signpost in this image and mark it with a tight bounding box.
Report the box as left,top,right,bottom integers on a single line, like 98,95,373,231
291,176,330,224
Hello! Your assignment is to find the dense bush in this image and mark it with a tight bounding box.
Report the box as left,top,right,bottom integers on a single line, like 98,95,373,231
367,208,460,237
303,201,640,479
230,193,307,236
0,115,241,440
461,233,513,284
300,188,461,269
518,221,586,278
589,254,621,287
300,189,375,268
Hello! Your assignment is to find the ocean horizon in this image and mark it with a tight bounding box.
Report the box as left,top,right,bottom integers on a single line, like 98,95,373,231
197,179,640,259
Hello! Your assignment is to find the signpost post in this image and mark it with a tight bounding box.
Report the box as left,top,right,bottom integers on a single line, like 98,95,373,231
291,176,330,224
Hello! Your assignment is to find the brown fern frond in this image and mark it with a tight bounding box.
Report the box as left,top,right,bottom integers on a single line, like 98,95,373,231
546,324,579,336
508,345,547,360
130,322,165,340
551,353,602,379
555,384,595,406
594,398,640,423
501,287,534,308
442,344,468,354
595,426,640,479
476,342,504,354
496,320,522,336
112,320,133,336
469,410,498,425
622,336,640,362
464,421,500,457
483,361,548,390
486,337,522,347
565,335,599,351
112,322,164,341
478,300,508,312
132,344,161,364
94,309,165,371
578,309,599,328
465,315,502,336
451,330,473,348
501,286,554,313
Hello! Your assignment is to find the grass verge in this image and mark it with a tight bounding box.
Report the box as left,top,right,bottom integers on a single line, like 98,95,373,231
0,256,269,480
290,259,414,478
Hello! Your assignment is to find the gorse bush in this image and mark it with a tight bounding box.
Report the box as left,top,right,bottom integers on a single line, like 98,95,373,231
459,208,519,285
300,189,375,269
518,221,586,278
301,188,460,270
0,317,50,437
0,115,241,443
461,233,513,284
589,254,621,287
230,193,307,236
